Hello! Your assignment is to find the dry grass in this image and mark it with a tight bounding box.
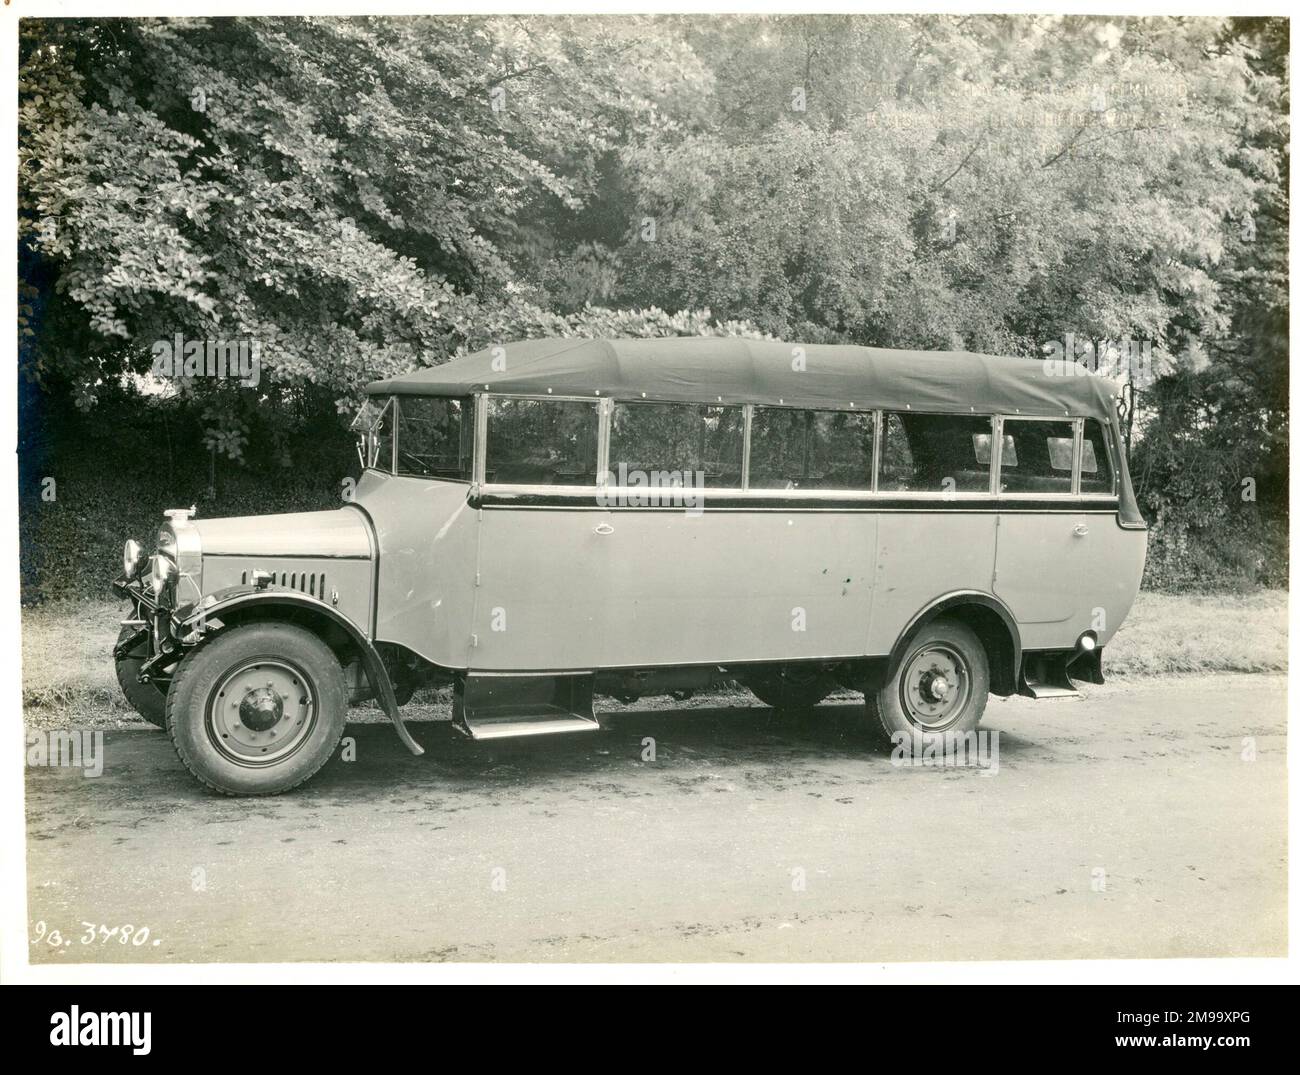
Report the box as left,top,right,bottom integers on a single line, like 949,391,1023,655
1102,589,1288,676
22,589,1286,729
21,599,129,720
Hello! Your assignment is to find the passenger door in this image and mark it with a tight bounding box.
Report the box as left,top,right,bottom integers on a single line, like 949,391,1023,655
473,499,612,671
993,417,1133,647
470,397,612,672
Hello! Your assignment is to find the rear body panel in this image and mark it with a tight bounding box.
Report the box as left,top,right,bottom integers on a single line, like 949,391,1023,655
995,510,1148,650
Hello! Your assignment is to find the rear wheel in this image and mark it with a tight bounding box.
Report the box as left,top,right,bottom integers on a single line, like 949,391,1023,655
114,625,167,729
165,622,348,795
746,664,837,712
867,618,989,746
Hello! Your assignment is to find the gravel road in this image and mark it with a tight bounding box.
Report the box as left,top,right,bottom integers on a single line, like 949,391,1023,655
24,674,1286,962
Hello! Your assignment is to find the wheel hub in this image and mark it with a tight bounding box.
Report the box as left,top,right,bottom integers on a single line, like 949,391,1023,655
919,671,950,702
207,659,316,766
238,686,284,731
901,644,971,730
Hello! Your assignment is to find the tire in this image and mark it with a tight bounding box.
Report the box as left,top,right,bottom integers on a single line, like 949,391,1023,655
867,617,989,748
746,664,837,712
114,625,168,729
165,622,348,796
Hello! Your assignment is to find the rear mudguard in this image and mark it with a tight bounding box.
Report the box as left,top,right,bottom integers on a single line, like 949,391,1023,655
175,587,424,756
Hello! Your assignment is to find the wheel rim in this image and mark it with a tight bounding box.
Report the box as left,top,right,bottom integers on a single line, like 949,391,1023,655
899,643,971,731
205,657,317,766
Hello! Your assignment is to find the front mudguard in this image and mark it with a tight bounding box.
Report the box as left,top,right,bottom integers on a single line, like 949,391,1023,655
175,586,424,756
113,625,149,662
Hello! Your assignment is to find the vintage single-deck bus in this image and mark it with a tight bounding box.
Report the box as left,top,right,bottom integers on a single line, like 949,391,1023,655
114,337,1147,794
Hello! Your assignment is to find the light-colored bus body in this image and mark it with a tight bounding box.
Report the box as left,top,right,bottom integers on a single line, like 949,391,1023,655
351,337,1147,680
355,473,1145,672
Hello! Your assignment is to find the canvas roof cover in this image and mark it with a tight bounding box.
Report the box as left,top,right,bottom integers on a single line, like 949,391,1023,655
366,336,1119,421
366,336,1143,525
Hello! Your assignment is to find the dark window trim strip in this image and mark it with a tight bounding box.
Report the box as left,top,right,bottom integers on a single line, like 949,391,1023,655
471,490,1125,513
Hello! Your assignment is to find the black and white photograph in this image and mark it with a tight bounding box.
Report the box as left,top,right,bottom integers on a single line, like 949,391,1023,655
3,0,1295,1015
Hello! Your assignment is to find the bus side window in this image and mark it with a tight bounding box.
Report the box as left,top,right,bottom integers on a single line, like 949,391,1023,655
748,408,873,490
878,413,918,491
395,396,474,480
999,419,1075,494
883,413,993,493
608,402,744,487
484,397,600,486
1079,418,1115,494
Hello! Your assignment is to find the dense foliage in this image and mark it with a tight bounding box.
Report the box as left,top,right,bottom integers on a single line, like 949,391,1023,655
18,15,1288,599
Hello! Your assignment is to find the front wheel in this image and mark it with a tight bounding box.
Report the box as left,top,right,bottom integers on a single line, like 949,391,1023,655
165,622,348,795
867,618,989,746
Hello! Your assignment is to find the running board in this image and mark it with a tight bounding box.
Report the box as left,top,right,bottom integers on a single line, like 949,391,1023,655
1021,680,1080,700
453,672,600,741
1019,653,1081,699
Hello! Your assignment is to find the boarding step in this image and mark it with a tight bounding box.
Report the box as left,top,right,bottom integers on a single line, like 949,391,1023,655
1021,681,1080,700
453,672,599,741
1019,652,1080,699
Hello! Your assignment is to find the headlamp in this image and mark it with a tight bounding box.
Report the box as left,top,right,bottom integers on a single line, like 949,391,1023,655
122,539,144,581
149,553,178,597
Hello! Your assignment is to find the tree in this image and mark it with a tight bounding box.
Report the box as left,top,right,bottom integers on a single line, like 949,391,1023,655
583,15,1273,363
18,15,716,461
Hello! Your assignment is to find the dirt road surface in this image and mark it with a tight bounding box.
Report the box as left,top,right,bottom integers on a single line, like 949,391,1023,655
24,674,1286,963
